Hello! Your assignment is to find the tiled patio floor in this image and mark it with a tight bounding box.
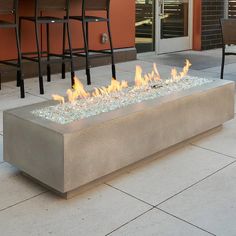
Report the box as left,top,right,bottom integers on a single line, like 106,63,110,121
0,49,236,236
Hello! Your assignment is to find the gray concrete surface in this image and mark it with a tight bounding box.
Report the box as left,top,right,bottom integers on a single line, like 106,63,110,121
0,48,236,235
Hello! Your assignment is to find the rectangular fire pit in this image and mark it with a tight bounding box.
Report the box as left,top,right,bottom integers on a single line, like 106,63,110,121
3,79,235,198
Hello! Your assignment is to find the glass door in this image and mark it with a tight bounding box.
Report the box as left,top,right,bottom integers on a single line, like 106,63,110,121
135,0,155,53
156,0,193,54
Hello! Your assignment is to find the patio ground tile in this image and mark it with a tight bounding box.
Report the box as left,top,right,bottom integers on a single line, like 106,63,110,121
158,162,236,236
0,135,3,163
0,111,2,132
0,91,47,111
0,184,150,236
0,163,45,211
192,118,236,158
203,63,236,75
107,145,233,206
116,60,155,73
110,208,212,236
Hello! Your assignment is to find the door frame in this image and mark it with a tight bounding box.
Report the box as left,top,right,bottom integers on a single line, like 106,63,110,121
155,0,193,54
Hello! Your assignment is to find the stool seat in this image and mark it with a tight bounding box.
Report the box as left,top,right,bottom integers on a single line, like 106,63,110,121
20,16,67,24
70,15,108,22
0,20,16,28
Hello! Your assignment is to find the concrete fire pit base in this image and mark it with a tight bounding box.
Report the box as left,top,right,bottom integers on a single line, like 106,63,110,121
3,80,235,198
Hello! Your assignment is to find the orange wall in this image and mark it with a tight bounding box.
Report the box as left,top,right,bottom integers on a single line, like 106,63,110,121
193,0,201,50
0,0,135,60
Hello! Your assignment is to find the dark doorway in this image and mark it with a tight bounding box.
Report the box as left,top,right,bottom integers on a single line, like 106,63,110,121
135,0,155,53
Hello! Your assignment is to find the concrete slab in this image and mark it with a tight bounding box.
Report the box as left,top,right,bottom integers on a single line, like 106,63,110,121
139,53,223,70
107,145,234,205
0,91,47,111
0,111,3,132
26,78,73,100
159,162,236,236
116,60,154,73
203,63,236,74
0,135,3,163
0,84,19,96
3,80,235,196
140,50,236,70
110,208,211,236
4,76,40,90
0,163,45,211
192,118,236,158
0,185,150,236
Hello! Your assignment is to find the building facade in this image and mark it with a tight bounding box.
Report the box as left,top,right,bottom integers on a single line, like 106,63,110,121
136,0,233,53
0,0,234,81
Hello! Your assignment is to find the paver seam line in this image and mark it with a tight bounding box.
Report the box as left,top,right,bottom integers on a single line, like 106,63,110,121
2,84,16,89
105,207,154,236
0,190,48,213
156,160,236,207
155,207,216,236
191,143,236,160
25,92,50,101
105,183,154,207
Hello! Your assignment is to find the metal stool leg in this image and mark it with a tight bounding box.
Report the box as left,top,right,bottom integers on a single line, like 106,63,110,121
35,23,44,94
62,22,66,79
66,22,75,86
16,70,20,87
107,20,116,79
17,18,22,88
82,21,91,85
221,45,225,79
46,23,51,82
15,23,25,98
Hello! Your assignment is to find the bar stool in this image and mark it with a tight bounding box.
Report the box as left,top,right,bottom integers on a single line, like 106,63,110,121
19,0,74,94
64,0,116,85
0,0,24,98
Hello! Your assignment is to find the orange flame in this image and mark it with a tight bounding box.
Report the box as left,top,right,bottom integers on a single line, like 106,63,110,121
52,60,192,104
152,63,161,81
135,65,149,87
66,77,90,103
180,59,192,78
171,59,192,81
73,77,90,99
92,78,128,97
135,63,161,88
52,94,65,104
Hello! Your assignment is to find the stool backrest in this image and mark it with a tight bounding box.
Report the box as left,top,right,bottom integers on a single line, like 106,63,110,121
83,0,110,11
220,19,236,45
0,0,17,13
36,0,69,11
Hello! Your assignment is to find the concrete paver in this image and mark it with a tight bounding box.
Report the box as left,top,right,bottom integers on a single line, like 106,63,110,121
0,184,150,236
110,208,211,236
159,162,236,236
107,145,234,206
0,91,47,111
0,163,45,211
192,119,236,159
